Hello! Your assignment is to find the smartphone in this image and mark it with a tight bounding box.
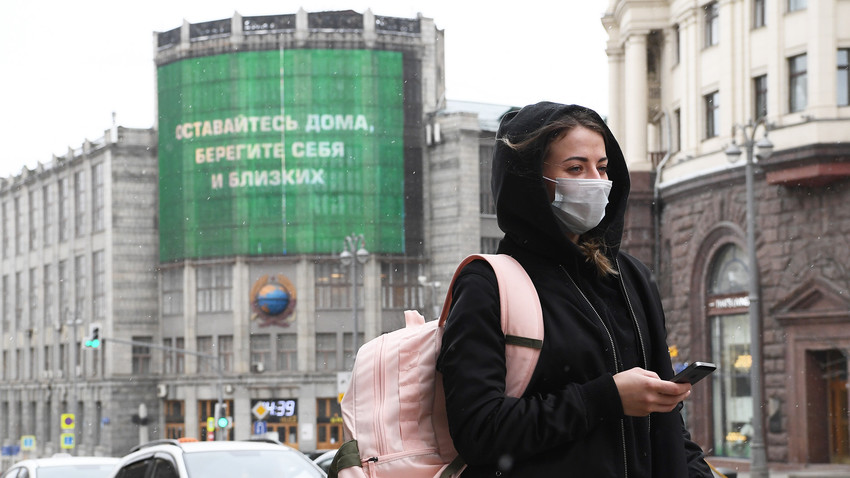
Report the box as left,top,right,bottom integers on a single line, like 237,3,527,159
671,361,716,384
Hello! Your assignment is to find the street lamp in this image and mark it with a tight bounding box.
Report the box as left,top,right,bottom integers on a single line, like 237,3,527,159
417,275,441,320
724,118,773,478
340,234,368,357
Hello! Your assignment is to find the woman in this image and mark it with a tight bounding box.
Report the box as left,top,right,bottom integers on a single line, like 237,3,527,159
436,102,712,477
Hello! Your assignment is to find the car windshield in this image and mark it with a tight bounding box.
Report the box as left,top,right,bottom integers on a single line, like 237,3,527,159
183,450,323,478
38,464,117,478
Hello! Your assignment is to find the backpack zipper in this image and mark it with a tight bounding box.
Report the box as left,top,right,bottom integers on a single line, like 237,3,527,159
373,336,388,457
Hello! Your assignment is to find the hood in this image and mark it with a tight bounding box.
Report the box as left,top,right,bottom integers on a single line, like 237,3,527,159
492,102,630,265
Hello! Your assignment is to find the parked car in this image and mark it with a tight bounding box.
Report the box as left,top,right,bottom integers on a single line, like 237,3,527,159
1,454,119,478
311,450,337,474
108,438,326,478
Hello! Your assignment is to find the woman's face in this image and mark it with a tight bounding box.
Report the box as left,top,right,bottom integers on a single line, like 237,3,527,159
541,125,608,201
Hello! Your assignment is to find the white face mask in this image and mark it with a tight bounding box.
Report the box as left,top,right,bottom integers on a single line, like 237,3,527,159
543,176,613,235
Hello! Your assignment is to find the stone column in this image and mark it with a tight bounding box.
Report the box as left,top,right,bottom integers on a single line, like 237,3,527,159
807,0,837,115
624,32,649,171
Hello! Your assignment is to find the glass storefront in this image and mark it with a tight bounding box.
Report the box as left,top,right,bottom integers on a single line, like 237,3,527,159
711,313,752,457
708,243,752,458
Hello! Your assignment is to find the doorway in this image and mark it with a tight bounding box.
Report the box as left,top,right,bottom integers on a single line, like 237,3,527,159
807,349,849,464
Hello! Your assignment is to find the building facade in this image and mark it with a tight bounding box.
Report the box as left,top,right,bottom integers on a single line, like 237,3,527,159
604,0,850,469
0,9,511,463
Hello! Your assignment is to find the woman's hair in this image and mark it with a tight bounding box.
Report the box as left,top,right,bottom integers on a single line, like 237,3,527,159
499,108,606,158
500,108,617,277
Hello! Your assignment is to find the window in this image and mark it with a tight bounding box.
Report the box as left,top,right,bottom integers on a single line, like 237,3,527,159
2,275,9,333
789,54,807,113
164,400,186,439
75,170,86,237
43,184,53,246
28,190,38,251
15,196,24,255
479,142,496,214
92,163,105,232
1,202,8,258
197,264,232,312
162,268,184,316
59,260,69,314
788,0,806,12
175,337,185,374
162,337,187,375
44,345,51,374
197,336,214,373
673,108,682,152
839,49,849,107
43,264,52,328
277,333,298,372
315,261,351,310
316,398,343,448
707,244,753,458
704,91,720,138
163,338,174,374
316,333,337,371
132,336,153,374
75,255,87,319
29,268,37,328
753,0,766,28
481,237,500,254
28,347,35,379
704,2,719,48
58,177,70,242
380,261,422,309
59,344,66,377
219,335,233,372
753,75,768,120
343,332,364,370
92,251,105,320
250,334,272,371
15,271,23,329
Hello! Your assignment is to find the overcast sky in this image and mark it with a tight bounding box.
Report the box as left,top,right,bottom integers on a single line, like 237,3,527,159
0,1,611,178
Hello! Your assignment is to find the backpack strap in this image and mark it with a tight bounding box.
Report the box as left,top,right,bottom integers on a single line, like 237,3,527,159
327,439,362,478
438,254,544,397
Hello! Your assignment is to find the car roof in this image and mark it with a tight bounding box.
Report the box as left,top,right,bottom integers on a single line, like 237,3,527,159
10,456,119,468
124,439,302,458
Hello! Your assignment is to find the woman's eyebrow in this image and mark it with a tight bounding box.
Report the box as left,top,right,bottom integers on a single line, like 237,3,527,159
559,156,609,162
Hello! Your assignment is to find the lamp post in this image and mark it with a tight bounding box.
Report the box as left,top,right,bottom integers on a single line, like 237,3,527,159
417,275,441,320
340,234,368,357
724,119,773,478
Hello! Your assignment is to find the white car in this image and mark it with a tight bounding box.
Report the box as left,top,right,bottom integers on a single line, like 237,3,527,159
311,450,337,473
1,454,119,478
108,439,326,478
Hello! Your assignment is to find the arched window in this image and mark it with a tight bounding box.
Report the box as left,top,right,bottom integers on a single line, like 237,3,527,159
707,243,753,458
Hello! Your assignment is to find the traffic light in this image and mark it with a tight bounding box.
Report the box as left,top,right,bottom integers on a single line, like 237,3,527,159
214,402,230,428
85,324,101,348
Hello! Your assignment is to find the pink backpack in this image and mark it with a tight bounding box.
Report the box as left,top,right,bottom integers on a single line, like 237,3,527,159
329,254,544,478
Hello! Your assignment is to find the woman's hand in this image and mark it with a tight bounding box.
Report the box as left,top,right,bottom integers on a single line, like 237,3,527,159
613,367,691,416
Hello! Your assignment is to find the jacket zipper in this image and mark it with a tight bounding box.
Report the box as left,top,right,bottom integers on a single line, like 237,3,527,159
615,258,648,369
560,266,620,374
560,265,627,478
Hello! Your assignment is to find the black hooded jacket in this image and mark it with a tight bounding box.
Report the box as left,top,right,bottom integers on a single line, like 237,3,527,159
436,103,712,477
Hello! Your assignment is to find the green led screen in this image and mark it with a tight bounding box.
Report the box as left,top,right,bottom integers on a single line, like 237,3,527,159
157,49,405,261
